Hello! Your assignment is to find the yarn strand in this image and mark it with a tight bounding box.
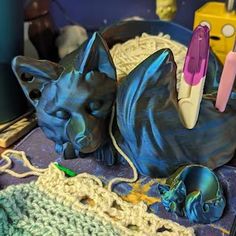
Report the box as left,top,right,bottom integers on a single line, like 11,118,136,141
107,105,138,191
0,150,47,178
0,105,138,190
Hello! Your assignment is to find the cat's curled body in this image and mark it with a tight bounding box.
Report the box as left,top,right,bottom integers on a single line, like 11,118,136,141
12,33,236,178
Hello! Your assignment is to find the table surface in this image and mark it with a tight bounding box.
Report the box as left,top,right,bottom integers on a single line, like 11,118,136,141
1,127,236,236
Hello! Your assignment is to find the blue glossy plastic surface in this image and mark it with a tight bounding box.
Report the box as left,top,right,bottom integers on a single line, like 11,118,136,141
12,21,236,178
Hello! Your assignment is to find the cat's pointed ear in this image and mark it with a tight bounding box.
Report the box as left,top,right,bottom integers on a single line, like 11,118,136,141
12,56,64,107
117,49,177,129
158,184,170,195
75,32,116,80
173,180,187,196
141,48,177,97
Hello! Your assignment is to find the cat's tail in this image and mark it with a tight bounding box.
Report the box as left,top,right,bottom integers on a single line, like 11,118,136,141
185,191,225,224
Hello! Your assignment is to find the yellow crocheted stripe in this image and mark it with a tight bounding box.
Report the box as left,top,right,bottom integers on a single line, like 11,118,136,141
36,164,195,236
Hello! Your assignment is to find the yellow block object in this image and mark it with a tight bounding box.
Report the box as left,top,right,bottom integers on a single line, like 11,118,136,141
194,2,236,64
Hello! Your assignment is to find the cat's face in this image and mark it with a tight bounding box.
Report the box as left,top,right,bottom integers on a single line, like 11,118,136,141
38,70,116,153
12,33,117,154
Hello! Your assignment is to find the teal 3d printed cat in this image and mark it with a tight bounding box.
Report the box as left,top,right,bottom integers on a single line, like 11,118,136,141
12,32,236,177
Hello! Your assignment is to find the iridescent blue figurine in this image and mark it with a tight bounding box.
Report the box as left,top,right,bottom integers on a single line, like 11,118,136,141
12,32,236,178
158,165,226,223
12,33,117,164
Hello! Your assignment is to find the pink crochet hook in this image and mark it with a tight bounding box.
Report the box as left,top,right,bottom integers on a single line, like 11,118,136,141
215,36,236,112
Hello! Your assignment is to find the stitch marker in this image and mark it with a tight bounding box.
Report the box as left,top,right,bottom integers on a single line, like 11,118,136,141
54,162,77,177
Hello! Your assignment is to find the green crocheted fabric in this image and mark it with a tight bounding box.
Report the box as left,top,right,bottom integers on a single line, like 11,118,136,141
0,183,119,236
0,163,194,236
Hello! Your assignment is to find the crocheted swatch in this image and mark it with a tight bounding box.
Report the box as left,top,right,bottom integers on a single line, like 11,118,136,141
0,163,194,236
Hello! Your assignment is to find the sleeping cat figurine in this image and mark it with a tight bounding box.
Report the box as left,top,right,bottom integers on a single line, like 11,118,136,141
158,165,225,223
12,32,236,178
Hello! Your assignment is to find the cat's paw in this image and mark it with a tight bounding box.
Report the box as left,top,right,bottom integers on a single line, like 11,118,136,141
94,142,117,166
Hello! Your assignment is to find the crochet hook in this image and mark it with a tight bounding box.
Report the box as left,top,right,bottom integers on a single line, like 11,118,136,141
54,162,77,177
178,25,210,129
215,35,236,112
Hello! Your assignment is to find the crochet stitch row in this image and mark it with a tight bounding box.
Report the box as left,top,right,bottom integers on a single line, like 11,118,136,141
0,183,120,236
0,162,194,236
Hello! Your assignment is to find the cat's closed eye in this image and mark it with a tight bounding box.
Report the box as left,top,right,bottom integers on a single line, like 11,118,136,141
89,101,102,110
87,100,104,117
54,109,71,120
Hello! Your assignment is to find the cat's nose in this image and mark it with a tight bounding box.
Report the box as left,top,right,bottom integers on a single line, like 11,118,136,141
75,134,93,146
